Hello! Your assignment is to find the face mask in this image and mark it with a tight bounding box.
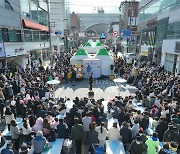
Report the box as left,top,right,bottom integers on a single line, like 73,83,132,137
136,141,141,144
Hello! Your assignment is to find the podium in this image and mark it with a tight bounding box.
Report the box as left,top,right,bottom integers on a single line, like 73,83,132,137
88,91,94,97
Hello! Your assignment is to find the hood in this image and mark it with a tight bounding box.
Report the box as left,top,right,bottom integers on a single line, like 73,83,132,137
35,117,43,125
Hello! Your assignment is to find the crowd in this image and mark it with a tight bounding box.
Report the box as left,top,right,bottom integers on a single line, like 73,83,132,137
0,48,179,154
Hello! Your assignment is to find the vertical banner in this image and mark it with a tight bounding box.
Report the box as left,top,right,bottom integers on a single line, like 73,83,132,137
83,59,101,78
0,43,6,58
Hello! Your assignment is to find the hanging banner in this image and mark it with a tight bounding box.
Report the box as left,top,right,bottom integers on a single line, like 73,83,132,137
0,43,6,58
83,59,101,78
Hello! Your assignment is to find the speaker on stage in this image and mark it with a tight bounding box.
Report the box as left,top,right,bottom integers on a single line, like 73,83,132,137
110,65,114,70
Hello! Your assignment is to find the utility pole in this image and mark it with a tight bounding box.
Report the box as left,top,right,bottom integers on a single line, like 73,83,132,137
47,0,53,62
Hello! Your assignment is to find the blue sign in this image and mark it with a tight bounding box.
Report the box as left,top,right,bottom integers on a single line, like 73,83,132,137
119,29,131,37
130,36,135,42
55,31,62,35
100,32,106,39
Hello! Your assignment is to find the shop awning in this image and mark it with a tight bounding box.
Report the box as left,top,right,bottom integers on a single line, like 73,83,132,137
23,19,49,32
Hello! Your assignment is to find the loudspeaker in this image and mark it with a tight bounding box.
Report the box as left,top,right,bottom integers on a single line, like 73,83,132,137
110,65,114,70
88,91,94,97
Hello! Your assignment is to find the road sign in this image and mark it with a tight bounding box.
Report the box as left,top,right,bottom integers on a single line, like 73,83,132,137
119,29,131,37
130,36,135,42
112,31,118,37
55,31,62,35
100,32,106,39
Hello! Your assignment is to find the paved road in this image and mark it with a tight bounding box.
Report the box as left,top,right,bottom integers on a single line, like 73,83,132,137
55,79,137,100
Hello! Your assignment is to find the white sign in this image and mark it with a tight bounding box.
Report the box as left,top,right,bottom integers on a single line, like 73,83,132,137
112,31,118,37
83,59,101,78
0,43,6,58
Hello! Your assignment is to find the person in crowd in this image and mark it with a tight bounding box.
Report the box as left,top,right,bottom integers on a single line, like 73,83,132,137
137,128,148,154
108,122,121,140
19,144,29,154
70,118,83,154
5,107,15,131
155,118,168,142
32,117,43,132
95,122,108,148
145,132,159,154
158,142,176,154
82,112,92,144
0,132,6,153
131,120,140,138
1,142,14,154
56,118,69,139
120,122,132,152
87,122,98,153
21,119,32,144
130,136,143,154
10,119,21,151
32,131,47,154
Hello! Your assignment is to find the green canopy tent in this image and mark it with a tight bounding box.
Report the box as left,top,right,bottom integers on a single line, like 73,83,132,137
95,48,114,76
70,48,89,65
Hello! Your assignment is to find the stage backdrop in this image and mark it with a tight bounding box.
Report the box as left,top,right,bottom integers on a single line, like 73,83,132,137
83,59,101,78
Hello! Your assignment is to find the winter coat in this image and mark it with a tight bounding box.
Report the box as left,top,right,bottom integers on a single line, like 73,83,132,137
22,124,31,135
120,127,132,144
131,123,140,138
1,147,14,154
5,113,15,124
108,127,121,140
130,140,143,154
163,129,175,142
156,121,168,141
95,126,108,141
145,138,159,154
87,129,98,146
32,117,43,132
10,125,21,139
82,116,92,131
32,135,46,154
56,123,68,139
70,124,83,141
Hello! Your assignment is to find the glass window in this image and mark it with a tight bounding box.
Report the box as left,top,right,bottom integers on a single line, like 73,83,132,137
0,29,3,42
38,7,48,26
2,28,9,42
4,0,13,10
8,29,22,42
31,2,38,20
40,31,48,41
167,21,180,39
24,30,32,42
138,0,177,24
33,30,40,41
20,0,30,17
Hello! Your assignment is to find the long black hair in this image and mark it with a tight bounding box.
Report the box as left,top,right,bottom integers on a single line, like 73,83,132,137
100,122,104,133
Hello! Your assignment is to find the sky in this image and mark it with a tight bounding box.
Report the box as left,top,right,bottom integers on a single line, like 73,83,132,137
69,0,122,14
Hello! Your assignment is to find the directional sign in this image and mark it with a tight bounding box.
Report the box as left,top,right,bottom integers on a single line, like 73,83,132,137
100,32,106,39
112,31,118,37
119,29,131,37
55,31,62,35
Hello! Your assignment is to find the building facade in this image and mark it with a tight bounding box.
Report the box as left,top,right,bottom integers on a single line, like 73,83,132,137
0,0,50,69
49,0,70,53
137,0,180,75
78,12,119,32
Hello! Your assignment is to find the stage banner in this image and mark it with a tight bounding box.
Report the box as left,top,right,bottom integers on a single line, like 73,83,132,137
83,59,101,78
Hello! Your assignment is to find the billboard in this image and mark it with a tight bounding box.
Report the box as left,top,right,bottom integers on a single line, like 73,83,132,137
83,59,101,78
0,43,6,58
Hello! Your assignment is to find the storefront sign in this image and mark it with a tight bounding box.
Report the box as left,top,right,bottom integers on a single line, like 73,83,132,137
0,43,6,58
15,47,24,54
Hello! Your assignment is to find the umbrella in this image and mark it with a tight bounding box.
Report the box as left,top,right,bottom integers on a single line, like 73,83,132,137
113,78,126,83
46,80,60,85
